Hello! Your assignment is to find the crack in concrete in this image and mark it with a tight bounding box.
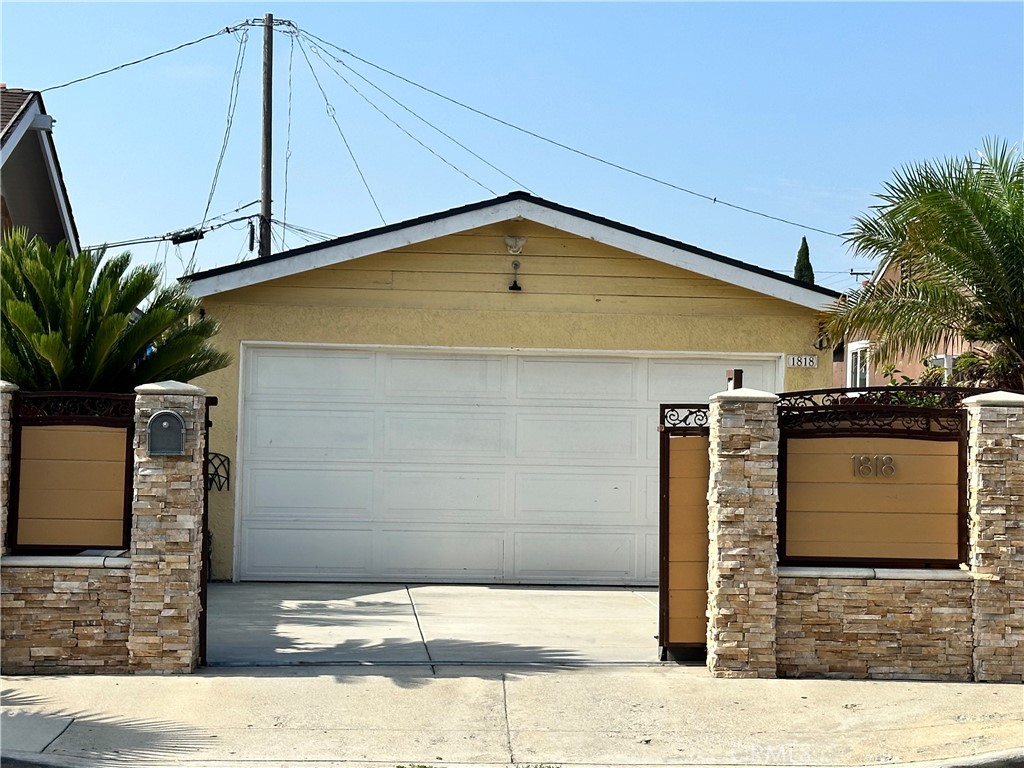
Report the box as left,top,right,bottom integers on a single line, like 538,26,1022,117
405,585,435,675
501,673,516,764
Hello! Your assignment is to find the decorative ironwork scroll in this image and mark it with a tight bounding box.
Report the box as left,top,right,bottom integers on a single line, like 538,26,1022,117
206,452,230,492
660,404,710,432
12,392,135,423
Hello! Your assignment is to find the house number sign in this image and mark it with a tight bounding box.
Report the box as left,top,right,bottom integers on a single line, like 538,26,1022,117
852,455,896,478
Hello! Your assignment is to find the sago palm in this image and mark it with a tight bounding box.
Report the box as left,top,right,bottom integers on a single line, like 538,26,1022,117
1,229,230,392
826,138,1024,388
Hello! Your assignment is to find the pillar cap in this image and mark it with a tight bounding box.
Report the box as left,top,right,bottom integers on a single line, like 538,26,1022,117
135,380,206,396
0,380,19,393
710,387,779,403
961,391,1024,407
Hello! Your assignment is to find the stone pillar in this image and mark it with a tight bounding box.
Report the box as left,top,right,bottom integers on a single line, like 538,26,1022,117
963,391,1024,683
0,381,18,555
128,381,206,674
705,388,780,678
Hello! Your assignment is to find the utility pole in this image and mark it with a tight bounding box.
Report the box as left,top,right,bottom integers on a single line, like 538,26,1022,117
259,12,273,259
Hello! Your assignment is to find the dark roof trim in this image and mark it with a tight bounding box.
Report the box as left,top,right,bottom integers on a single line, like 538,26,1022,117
184,191,841,300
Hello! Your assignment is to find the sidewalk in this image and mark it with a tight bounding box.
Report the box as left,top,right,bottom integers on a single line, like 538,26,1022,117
2,663,1022,768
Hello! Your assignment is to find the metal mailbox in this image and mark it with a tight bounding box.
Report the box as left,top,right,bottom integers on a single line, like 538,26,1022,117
147,410,186,456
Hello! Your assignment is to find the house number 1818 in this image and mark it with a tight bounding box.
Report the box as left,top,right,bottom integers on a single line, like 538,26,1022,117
852,455,896,478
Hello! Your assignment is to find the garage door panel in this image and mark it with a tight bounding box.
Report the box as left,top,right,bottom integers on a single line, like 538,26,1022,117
381,470,506,519
384,413,505,457
249,349,374,398
517,357,638,401
239,346,775,584
249,410,374,458
647,359,775,401
377,529,504,579
242,526,374,580
514,531,637,581
515,473,636,522
516,414,638,460
384,355,505,399
246,468,373,521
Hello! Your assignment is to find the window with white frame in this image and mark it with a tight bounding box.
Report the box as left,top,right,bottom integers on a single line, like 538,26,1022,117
847,341,870,388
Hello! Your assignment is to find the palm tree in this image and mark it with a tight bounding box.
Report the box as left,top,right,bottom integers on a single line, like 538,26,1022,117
1,229,230,392
826,138,1024,388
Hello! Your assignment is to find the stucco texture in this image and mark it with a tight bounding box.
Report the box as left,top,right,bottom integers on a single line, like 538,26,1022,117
195,221,831,580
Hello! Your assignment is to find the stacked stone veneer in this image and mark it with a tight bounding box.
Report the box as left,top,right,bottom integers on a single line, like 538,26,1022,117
700,388,1024,682
776,573,974,680
705,389,780,678
128,382,206,674
0,380,206,675
1,564,131,673
0,380,16,557
964,392,1024,683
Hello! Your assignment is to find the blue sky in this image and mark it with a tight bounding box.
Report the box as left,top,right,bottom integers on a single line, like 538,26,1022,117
3,2,1022,291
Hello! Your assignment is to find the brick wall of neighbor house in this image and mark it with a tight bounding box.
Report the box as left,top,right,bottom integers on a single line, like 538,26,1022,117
0,566,130,673
776,575,974,680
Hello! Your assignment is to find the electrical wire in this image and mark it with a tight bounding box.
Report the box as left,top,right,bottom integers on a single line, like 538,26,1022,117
41,23,253,92
83,215,255,251
192,25,250,267
302,32,532,194
305,41,497,196
296,36,386,225
281,31,297,250
300,27,842,239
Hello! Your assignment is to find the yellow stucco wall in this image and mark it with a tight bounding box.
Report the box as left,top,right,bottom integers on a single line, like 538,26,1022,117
195,220,831,579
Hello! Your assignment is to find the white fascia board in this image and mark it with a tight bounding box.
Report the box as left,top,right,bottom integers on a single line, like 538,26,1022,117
36,131,78,255
518,202,836,311
0,99,40,166
188,197,836,310
187,199,530,298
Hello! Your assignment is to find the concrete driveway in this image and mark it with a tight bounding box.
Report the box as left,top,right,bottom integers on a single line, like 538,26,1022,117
206,582,661,666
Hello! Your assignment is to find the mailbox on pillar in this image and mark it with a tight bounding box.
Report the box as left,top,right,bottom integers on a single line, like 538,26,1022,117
147,410,186,456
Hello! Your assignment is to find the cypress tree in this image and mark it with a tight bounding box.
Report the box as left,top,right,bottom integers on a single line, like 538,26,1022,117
794,236,814,284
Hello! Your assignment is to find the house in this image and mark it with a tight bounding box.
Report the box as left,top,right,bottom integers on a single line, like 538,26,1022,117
0,86,79,251
185,192,840,585
833,261,969,387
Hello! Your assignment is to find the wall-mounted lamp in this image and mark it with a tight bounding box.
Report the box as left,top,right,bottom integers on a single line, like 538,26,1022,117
813,323,832,351
509,260,522,291
505,236,527,255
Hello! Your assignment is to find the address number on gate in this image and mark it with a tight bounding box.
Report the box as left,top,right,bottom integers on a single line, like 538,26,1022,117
852,455,896,478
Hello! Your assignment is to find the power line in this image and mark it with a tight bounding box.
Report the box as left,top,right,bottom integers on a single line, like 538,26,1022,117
302,32,532,195
305,40,497,196
192,25,251,268
281,31,297,250
41,23,252,92
296,35,386,225
301,27,843,239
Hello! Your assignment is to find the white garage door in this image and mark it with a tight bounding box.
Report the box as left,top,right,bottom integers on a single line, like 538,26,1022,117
237,346,778,583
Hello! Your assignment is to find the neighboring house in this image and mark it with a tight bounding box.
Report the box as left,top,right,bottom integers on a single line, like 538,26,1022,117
832,261,969,387
0,85,79,252
186,192,839,585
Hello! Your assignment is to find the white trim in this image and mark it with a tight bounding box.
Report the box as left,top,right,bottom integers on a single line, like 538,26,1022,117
36,129,78,254
0,99,39,165
188,199,836,310
231,338,248,582
846,340,870,388
1,97,77,253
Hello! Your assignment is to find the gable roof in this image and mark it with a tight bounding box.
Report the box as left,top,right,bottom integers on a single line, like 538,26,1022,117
1,86,81,252
184,191,841,310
